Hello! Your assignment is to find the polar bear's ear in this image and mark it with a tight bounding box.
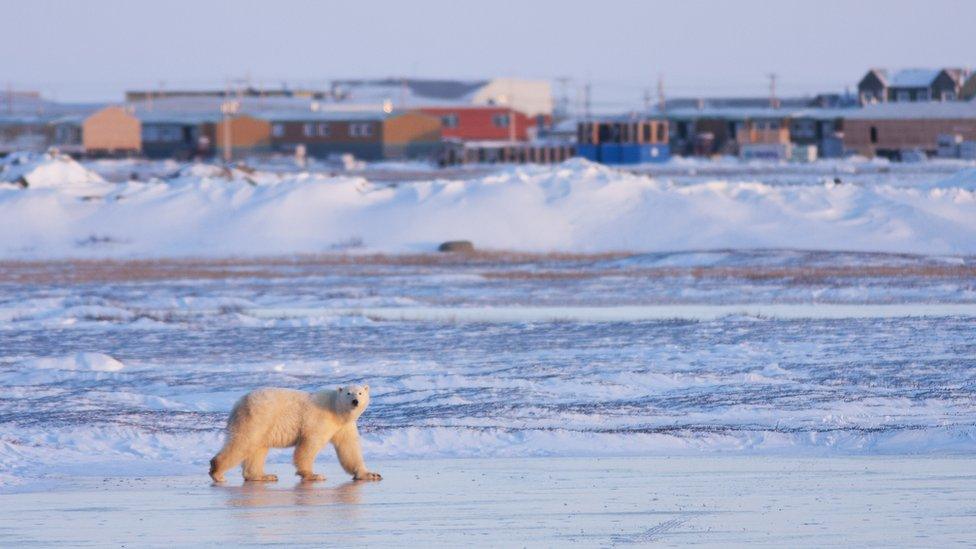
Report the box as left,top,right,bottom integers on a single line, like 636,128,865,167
336,386,343,393
364,384,369,392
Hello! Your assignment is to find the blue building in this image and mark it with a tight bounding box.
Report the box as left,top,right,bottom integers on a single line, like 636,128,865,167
576,116,670,164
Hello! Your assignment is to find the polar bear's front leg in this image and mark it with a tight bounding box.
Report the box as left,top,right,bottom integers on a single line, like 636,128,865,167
332,424,382,481
293,438,327,481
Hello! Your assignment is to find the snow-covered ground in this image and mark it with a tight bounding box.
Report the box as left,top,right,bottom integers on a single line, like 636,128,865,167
2,153,976,257
1,250,974,486
2,155,975,490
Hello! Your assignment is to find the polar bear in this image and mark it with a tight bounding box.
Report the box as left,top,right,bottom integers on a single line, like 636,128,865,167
209,385,381,483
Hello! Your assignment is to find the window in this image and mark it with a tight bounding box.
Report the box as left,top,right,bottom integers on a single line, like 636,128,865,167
895,90,911,102
349,123,374,137
943,91,957,101
302,123,314,137
316,123,330,137
272,124,285,137
870,126,878,144
161,126,182,142
143,126,160,142
491,113,510,128
441,114,459,128
916,90,930,101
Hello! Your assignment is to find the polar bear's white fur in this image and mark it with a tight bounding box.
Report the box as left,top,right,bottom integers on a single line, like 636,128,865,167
209,385,381,483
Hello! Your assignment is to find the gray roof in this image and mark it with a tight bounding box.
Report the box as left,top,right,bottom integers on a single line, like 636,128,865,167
658,106,854,122
255,109,397,123
332,78,489,100
844,101,976,120
136,111,220,125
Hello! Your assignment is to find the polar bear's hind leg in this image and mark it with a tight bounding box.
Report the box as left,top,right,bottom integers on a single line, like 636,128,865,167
242,446,277,482
209,438,248,483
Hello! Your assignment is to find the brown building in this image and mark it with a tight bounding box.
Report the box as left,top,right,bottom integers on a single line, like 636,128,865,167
668,108,789,156
212,114,272,159
263,109,441,160
82,106,141,156
381,111,441,159
843,102,976,158
0,115,55,154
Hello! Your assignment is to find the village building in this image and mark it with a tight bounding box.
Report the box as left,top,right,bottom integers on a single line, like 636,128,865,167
0,115,54,154
82,106,141,156
439,139,575,166
788,109,847,158
213,114,272,160
330,77,554,118
576,116,670,164
842,101,976,159
418,106,535,142
263,109,441,161
666,108,789,157
137,111,217,159
49,115,84,154
857,68,970,105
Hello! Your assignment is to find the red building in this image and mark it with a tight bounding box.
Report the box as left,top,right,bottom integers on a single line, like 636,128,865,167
418,106,539,141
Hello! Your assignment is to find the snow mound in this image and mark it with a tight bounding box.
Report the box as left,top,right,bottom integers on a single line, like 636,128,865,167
923,168,976,191
21,352,125,372
0,151,110,193
168,162,282,186
0,158,975,257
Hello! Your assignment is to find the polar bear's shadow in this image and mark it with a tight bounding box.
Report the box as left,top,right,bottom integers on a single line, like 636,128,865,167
219,479,364,508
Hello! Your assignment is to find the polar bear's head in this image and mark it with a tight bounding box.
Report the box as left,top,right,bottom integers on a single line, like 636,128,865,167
336,384,370,415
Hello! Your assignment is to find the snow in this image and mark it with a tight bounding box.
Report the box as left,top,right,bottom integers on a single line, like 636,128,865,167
1,249,975,486
0,151,111,194
1,158,976,257
2,157,975,493
18,352,125,372
889,68,939,88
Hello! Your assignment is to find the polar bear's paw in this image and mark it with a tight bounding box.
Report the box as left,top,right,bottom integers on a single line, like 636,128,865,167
297,472,326,482
244,474,278,482
354,471,382,481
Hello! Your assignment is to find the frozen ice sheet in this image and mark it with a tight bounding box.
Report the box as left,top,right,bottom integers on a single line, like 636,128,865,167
1,456,974,547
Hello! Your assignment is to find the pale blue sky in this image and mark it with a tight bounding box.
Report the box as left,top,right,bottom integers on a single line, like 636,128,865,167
5,0,974,109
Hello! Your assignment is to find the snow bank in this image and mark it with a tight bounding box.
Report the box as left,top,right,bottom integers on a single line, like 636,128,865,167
1,158,975,257
0,151,110,194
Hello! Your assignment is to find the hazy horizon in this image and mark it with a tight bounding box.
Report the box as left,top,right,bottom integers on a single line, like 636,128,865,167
5,0,975,110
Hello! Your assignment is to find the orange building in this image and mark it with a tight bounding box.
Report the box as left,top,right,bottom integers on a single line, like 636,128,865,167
82,106,141,156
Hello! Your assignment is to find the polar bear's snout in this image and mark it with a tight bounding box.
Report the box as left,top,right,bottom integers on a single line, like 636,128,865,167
351,398,360,407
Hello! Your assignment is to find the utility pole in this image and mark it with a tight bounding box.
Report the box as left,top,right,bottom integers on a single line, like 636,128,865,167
657,74,666,114
555,76,570,119
768,73,780,108
583,81,592,120
221,80,240,163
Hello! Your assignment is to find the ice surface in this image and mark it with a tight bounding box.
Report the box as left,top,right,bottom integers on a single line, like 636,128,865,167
2,457,974,546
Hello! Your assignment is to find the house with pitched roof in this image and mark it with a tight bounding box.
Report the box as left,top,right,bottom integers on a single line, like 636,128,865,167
857,68,970,105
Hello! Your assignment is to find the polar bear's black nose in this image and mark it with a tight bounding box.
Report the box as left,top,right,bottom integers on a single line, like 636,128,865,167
351,399,359,407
